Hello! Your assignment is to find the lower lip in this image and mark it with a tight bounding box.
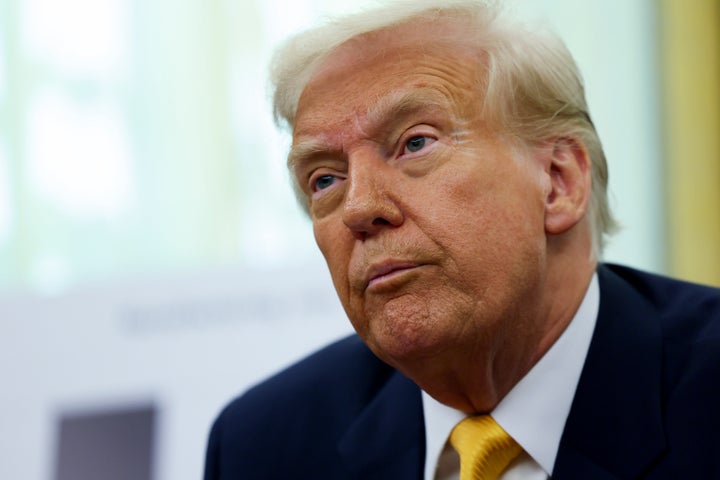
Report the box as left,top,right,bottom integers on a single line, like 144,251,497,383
367,266,419,291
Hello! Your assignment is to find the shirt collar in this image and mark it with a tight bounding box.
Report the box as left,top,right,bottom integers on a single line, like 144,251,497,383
422,273,599,478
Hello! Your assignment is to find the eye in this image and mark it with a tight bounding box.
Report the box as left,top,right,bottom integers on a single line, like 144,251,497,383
402,135,435,155
312,174,337,192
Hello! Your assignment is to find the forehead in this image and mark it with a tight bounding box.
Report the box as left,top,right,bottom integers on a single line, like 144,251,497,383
292,19,485,139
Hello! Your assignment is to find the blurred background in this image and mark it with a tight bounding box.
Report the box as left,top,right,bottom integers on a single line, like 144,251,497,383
0,0,718,479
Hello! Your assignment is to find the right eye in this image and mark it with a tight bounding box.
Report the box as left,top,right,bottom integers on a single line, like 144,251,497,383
312,174,338,192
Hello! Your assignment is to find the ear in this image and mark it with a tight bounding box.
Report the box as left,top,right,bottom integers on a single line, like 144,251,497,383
543,137,592,235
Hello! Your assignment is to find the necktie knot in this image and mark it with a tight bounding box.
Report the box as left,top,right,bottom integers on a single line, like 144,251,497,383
449,415,522,480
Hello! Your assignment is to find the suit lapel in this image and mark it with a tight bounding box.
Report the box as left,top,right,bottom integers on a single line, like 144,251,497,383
553,265,667,479
337,370,425,480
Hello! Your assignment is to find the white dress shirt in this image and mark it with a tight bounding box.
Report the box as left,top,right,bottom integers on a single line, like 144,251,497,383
422,274,600,480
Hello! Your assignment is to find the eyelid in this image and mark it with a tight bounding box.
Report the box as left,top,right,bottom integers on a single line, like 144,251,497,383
307,168,345,195
397,127,439,157
297,154,345,190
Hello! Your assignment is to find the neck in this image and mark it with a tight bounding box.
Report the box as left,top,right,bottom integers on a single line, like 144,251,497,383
418,231,596,413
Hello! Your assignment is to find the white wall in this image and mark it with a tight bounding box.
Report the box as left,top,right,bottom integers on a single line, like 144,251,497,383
0,259,351,480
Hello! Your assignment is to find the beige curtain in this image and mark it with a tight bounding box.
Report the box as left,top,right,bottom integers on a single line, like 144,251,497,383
660,0,720,286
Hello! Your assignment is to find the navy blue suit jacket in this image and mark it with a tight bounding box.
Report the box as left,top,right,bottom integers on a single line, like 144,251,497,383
204,265,720,479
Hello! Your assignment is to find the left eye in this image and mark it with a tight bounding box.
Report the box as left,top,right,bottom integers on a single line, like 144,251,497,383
403,136,434,154
406,136,426,152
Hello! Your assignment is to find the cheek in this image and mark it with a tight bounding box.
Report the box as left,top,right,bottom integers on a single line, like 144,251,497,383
418,161,500,234
314,218,345,265
313,218,353,296
421,158,547,266
313,219,374,339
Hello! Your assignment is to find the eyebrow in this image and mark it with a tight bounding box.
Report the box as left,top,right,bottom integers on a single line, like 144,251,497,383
288,88,449,170
287,139,332,172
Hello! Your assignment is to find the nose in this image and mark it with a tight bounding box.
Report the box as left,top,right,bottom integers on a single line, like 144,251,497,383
342,156,404,239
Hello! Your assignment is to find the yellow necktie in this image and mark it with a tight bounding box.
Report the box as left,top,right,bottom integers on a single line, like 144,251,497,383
449,415,522,480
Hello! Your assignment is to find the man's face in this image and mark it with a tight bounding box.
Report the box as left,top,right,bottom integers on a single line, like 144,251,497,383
290,24,553,388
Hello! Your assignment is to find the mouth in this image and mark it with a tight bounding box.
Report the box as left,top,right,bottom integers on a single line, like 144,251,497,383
365,261,421,291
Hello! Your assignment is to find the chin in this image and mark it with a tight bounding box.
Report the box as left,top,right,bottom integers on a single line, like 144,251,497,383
365,320,451,372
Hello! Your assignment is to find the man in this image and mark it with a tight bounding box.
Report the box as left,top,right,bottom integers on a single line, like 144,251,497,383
204,1,720,479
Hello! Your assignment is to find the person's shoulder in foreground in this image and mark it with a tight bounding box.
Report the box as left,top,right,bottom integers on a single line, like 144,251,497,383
203,335,425,479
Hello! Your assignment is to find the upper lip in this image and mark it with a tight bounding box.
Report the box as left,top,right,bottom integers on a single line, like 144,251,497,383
364,260,420,289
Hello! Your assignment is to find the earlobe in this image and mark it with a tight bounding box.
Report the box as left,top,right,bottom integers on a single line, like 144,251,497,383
544,137,592,235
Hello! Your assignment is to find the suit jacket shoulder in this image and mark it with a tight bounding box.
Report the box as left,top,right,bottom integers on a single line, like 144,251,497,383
554,264,720,479
204,335,425,480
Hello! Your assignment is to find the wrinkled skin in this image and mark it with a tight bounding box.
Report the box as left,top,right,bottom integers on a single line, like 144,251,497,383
290,20,595,413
